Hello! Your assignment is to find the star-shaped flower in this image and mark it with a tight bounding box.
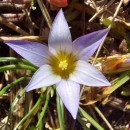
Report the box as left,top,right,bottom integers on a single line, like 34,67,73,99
5,9,111,119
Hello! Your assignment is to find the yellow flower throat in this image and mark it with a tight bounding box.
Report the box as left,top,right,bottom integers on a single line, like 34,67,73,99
59,60,68,70
49,51,76,79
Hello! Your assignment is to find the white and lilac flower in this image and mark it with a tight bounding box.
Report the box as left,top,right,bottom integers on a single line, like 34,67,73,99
5,9,111,119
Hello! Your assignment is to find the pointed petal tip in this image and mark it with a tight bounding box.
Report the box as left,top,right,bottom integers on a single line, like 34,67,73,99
59,8,63,12
70,60,111,87
99,80,111,87
106,82,111,87
4,40,50,67
56,80,80,120
25,88,30,92
56,8,64,18
72,27,110,60
25,86,32,92
48,7,72,55
71,112,77,119
25,84,35,92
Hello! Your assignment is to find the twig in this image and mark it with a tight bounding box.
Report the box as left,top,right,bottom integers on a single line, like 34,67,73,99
0,16,30,35
0,2,26,10
47,108,56,129
0,36,47,42
89,0,98,11
0,13,25,22
105,96,130,113
108,0,124,28
23,9,35,35
93,104,114,130
80,1,124,126
90,1,124,130
92,0,124,64
37,0,52,29
89,0,116,22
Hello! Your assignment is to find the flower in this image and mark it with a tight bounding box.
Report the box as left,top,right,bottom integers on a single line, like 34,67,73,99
5,9,111,119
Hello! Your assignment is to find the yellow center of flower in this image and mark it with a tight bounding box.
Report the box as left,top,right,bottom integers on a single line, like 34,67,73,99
59,60,68,70
49,51,77,79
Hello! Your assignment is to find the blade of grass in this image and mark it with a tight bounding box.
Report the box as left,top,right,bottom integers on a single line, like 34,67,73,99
56,92,64,130
103,72,130,95
0,75,30,97
0,64,36,72
0,57,38,68
37,112,43,130
5,88,26,130
36,92,50,128
13,93,45,130
77,115,90,130
79,107,104,130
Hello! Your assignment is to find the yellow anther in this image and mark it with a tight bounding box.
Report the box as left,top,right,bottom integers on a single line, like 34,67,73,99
59,60,68,70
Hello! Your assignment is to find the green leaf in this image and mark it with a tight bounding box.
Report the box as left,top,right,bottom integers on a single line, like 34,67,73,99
0,64,36,72
56,92,64,130
13,93,45,130
0,57,37,68
5,88,26,130
36,92,50,128
103,72,130,95
79,107,104,130
77,115,90,130
0,75,30,97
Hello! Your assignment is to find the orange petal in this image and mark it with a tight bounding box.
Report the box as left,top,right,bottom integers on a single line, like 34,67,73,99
48,0,68,7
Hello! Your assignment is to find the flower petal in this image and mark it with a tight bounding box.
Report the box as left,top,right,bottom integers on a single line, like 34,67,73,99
5,40,50,67
56,79,80,119
26,65,61,92
72,28,110,60
48,0,68,7
70,60,111,86
48,9,72,55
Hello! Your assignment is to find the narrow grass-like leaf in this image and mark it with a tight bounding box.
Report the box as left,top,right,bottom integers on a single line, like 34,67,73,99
0,75,30,97
0,64,36,72
37,112,43,130
13,93,45,130
103,72,130,95
56,92,64,130
79,107,104,130
36,93,50,128
77,115,90,130
5,88,26,130
0,57,38,68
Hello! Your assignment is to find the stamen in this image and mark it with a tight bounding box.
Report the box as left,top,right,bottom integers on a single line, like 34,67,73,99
59,60,68,70
49,51,77,79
